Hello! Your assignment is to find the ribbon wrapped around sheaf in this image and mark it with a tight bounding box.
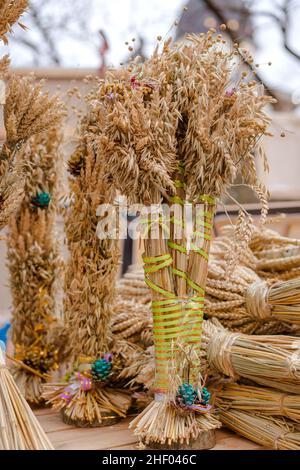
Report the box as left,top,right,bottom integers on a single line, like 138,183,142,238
186,403,212,413
173,401,212,414
60,372,92,402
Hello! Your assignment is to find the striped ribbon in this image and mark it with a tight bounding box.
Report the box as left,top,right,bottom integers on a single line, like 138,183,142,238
143,193,216,393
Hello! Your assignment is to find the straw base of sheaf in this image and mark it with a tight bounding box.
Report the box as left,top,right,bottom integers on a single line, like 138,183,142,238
12,368,45,405
129,399,221,446
42,384,132,425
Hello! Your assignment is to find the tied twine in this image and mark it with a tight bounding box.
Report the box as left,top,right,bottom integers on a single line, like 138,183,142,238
246,280,272,320
273,430,290,450
206,328,240,379
287,352,300,380
277,393,288,417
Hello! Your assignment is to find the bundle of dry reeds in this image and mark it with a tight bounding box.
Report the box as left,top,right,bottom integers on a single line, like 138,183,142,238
7,119,66,404
203,320,300,394
218,409,300,450
0,344,53,450
214,383,300,423
205,261,300,334
43,97,132,426
88,24,275,445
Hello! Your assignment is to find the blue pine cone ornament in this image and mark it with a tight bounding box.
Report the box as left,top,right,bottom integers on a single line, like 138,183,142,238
31,191,51,208
178,382,197,406
201,387,211,405
91,355,112,382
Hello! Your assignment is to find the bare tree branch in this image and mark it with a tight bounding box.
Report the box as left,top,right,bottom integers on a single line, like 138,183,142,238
251,0,300,61
29,3,61,65
281,0,300,60
200,0,278,99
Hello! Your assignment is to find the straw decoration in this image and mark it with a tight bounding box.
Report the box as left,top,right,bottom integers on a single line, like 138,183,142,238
43,98,132,425
90,29,274,445
7,121,66,404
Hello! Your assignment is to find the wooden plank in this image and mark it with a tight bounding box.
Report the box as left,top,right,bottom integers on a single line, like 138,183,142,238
36,411,77,433
214,430,263,450
34,409,263,451
49,426,138,450
33,407,55,417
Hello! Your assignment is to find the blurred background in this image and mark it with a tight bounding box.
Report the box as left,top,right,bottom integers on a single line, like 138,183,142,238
1,0,300,317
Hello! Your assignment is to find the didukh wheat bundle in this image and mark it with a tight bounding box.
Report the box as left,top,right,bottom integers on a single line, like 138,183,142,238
7,122,66,404
94,28,274,447
43,98,132,426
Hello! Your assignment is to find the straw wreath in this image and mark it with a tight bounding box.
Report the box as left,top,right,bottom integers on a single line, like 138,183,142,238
0,344,53,450
43,98,132,426
88,27,274,445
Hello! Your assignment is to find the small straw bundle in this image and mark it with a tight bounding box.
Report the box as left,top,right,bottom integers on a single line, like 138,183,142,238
93,28,275,445
43,98,131,426
203,320,300,394
218,409,300,450
7,119,66,404
0,344,53,450
215,383,300,423
205,261,300,334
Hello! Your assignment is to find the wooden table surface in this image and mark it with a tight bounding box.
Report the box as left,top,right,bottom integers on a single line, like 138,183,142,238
35,408,263,451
